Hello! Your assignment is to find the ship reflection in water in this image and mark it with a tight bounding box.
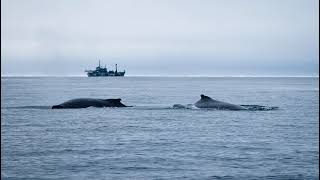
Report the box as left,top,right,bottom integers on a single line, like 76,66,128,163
85,60,125,77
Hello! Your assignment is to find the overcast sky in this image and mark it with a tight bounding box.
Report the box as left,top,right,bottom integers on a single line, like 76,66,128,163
1,0,319,76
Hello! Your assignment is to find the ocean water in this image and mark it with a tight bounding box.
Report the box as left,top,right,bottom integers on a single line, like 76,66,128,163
1,77,319,179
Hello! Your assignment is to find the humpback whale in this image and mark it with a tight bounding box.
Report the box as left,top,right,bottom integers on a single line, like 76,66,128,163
194,94,247,110
52,98,127,109
173,95,278,110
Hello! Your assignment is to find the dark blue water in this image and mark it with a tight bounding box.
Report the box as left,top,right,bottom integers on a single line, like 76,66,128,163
1,77,319,179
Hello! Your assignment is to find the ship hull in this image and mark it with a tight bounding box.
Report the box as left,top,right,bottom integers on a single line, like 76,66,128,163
87,72,125,77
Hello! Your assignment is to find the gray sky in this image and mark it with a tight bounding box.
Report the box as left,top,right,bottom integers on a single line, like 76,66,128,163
1,0,319,76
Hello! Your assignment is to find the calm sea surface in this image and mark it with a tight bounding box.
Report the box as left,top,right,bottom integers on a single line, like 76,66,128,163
1,77,319,179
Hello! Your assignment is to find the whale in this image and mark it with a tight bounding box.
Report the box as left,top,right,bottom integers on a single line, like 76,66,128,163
173,95,278,111
194,94,247,110
52,98,127,109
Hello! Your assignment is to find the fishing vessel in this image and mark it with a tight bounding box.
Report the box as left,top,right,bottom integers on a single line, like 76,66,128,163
85,60,125,77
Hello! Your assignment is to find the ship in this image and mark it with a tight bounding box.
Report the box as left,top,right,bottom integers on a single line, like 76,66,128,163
85,60,125,77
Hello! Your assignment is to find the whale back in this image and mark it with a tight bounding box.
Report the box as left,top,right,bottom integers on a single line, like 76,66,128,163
195,94,246,110
52,98,127,109
58,98,103,108
101,98,126,107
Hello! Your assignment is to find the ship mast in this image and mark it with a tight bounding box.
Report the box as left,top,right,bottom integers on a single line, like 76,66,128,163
115,64,118,73
99,60,101,68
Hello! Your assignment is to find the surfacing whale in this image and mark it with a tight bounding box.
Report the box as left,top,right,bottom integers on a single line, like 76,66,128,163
52,98,127,109
172,94,246,110
174,95,279,111
194,94,247,110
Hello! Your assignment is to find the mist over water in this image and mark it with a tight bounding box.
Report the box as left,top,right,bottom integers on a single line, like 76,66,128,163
1,0,319,76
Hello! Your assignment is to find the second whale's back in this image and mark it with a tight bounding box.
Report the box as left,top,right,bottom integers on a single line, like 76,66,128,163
195,95,246,110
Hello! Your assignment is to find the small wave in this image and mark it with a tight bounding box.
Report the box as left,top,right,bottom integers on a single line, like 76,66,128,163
172,104,278,111
172,104,199,109
126,105,173,110
3,106,52,109
240,105,279,111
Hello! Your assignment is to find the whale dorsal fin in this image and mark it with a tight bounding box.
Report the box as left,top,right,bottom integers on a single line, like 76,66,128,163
103,98,121,102
200,94,212,100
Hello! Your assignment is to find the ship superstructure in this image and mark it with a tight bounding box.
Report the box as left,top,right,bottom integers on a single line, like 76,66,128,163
85,60,125,77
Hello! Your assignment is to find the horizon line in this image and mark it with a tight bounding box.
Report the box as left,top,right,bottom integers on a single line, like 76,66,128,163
1,74,319,78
